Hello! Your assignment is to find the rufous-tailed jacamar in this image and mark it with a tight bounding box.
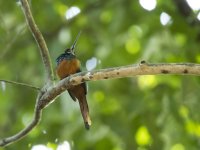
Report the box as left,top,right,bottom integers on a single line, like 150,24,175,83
56,32,91,129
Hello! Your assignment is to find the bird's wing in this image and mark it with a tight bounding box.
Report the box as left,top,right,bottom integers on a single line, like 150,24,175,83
68,91,77,101
76,69,87,95
81,83,87,95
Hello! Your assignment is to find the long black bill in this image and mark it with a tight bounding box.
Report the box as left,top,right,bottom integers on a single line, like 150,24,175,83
71,31,81,53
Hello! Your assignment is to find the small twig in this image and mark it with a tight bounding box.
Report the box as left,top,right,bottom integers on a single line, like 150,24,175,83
0,62,200,147
19,0,54,82
0,79,40,91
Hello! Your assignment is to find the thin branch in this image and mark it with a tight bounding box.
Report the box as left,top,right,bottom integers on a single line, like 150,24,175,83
0,92,43,146
0,62,200,147
0,24,26,59
19,0,54,82
0,79,40,91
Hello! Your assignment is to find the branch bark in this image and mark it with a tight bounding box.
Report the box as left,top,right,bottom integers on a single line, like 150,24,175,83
0,62,200,147
20,0,54,82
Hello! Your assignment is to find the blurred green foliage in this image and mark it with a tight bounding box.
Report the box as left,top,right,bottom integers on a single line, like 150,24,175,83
0,0,200,150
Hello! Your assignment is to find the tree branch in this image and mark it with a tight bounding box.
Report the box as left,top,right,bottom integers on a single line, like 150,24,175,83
173,0,200,25
0,62,200,147
38,62,200,109
0,79,40,91
172,0,200,41
19,0,54,82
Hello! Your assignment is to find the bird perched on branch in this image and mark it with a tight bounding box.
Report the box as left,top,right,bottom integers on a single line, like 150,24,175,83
56,32,91,129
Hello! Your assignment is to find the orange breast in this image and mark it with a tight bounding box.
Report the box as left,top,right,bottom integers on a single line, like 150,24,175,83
56,59,80,79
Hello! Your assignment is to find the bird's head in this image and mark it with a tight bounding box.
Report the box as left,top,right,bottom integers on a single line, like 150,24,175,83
64,31,81,56
56,31,81,65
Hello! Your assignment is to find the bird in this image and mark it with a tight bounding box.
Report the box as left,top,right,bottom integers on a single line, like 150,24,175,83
56,32,91,129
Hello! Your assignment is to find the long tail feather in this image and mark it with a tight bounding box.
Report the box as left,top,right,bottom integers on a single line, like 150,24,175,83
78,96,91,130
